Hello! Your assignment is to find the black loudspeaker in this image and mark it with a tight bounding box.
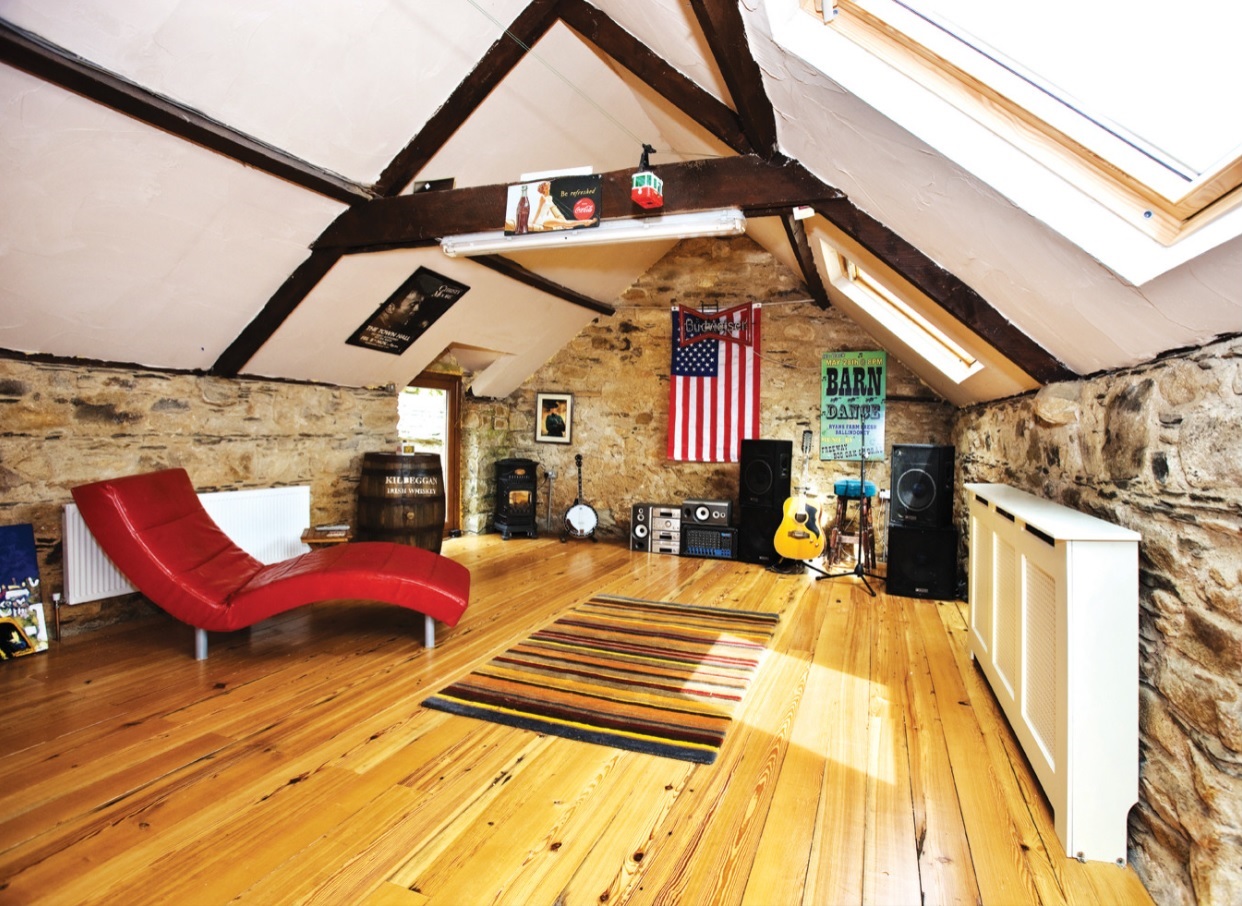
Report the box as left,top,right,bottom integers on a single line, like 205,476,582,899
886,525,958,599
682,499,733,527
739,440,792,509
890,444,955,529
631,503,652,551
738,439,792,565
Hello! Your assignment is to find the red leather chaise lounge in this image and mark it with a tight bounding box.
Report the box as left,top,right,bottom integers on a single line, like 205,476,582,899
71,468,470,659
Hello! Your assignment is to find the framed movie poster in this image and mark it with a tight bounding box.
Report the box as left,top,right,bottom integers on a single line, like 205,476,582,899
346,267,470,355
821,350,886,461
535,392,573,444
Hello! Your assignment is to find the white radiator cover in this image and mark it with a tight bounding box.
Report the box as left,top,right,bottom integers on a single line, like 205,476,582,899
64,485,311,605
967,483,1140,865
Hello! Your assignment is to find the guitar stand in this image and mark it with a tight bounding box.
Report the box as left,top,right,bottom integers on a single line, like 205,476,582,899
771,549,878,595
772,556,833,579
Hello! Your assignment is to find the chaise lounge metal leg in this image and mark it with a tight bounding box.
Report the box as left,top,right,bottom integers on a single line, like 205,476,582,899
195,628,208,660
424,614,436,649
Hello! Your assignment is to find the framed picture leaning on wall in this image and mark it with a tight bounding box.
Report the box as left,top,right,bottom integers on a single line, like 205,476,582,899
0,524,48,659
536,392,573,444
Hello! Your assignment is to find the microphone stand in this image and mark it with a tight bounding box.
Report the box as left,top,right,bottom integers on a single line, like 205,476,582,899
818,412,883,596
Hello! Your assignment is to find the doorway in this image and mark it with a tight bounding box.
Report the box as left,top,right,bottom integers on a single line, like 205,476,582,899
398,372,462,535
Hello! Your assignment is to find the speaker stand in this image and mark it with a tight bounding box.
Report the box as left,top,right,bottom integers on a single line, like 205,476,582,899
817,415,883,597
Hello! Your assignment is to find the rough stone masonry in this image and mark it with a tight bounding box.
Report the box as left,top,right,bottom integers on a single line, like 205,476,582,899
955,335,1242,906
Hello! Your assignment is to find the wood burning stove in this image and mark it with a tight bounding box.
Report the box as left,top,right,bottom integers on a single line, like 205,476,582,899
494,458,538,539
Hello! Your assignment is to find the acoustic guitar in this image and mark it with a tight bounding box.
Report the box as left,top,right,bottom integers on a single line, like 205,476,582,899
774,430,825,561
562,453,599,542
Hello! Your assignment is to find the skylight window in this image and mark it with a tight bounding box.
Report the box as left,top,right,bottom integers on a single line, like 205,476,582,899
887,0,1240,179
825,249,983,384
809,0,1242,245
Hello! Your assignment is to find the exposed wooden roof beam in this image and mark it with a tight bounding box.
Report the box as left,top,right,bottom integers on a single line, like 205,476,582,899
815,197,1075,384
198,0,1066,388
0,20,371,205
214,0,564,376
781,215,832,310
686,2,838,319
688,0,779,157
316,156,842,251
557,0,751,154
471,256,615,316
374,0,563,197
213,248,344,377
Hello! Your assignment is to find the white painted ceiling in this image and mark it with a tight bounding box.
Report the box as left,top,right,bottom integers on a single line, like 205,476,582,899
1,0,1239,405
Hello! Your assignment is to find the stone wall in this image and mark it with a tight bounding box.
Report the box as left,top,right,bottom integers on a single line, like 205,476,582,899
953,336,1242,906
462,236,955,540
0,357,399,634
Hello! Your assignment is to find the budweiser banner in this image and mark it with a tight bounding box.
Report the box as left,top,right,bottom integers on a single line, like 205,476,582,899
668,303,761,463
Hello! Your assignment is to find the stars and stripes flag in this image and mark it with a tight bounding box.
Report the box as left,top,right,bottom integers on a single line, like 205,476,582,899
668,302,761,462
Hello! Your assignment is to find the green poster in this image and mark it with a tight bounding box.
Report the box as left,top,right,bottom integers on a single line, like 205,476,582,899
820,350,886,461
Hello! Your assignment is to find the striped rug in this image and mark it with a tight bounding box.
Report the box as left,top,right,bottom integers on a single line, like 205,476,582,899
422,594,780,764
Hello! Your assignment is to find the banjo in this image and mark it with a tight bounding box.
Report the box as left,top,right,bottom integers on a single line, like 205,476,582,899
562,453,598,542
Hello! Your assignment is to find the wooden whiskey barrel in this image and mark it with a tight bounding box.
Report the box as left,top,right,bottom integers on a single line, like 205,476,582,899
356,452,445,553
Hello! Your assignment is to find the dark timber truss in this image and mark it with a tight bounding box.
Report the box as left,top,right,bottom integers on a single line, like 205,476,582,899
0,3,1073,385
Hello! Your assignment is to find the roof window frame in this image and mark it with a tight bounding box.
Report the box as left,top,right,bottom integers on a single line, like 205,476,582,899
807,0,1242,246
824,248,984,385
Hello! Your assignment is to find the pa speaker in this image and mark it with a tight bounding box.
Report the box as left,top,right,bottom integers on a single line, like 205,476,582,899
738,439,791,565
739,439,792,510
738,506,785,566
890,444,955,529
886,525,958,599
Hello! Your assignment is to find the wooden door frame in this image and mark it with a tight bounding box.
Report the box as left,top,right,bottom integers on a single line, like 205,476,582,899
408,371,462,535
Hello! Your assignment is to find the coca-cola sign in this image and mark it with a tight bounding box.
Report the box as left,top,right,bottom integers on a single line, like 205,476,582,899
505,174,602,236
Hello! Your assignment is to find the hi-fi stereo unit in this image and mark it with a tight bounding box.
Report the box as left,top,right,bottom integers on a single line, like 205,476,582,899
650,506,681,532
651,532,682,555
630,503,680,552
680,526,738,560
682,499,733,527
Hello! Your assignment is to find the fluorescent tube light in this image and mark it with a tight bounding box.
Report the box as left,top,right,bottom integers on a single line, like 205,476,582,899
440,208,747,257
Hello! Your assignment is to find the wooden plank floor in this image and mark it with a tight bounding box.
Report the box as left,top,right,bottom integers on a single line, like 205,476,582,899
0,535,1154,905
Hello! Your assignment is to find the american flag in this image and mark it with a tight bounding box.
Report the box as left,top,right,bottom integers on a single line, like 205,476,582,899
667,303,761,462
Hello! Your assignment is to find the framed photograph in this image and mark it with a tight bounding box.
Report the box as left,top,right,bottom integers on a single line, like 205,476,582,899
536,392,573,444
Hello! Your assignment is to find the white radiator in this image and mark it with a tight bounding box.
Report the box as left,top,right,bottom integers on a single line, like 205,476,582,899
966,483,1140,865
64,485,311,605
